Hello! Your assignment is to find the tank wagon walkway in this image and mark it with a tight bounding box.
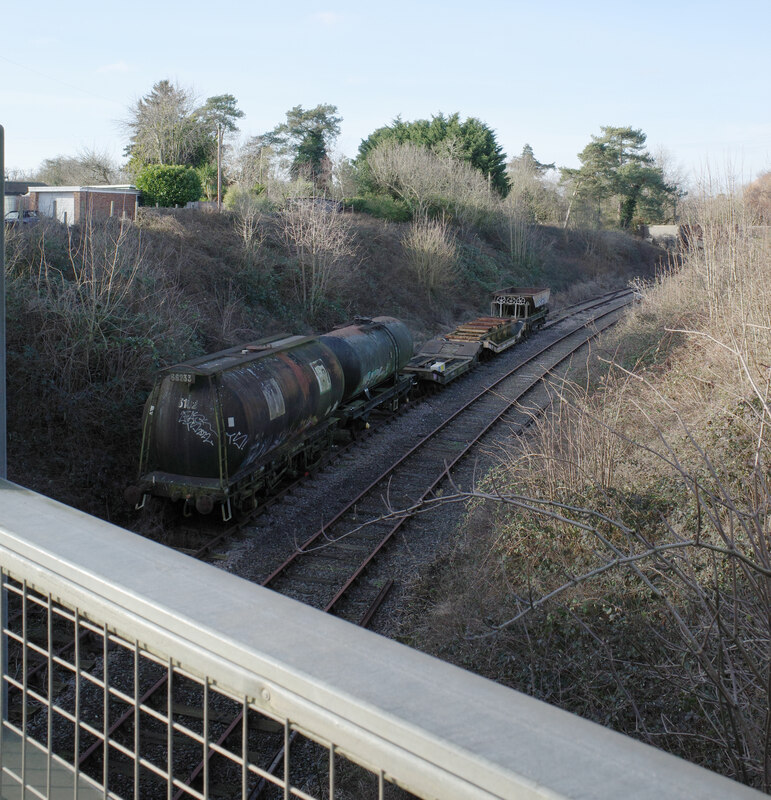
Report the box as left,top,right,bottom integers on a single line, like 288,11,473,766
0,480,763,799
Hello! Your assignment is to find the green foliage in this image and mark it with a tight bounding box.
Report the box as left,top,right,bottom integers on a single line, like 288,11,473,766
223,185,273,213
345,193,412,222
261,104,342,190
136,165,202,207
196,162,218,201
198,93,244,135
358,113,509,196
456,242,505,292
561,126,675,228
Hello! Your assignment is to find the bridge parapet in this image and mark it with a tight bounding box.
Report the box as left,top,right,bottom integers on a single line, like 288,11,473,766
0,480,761,798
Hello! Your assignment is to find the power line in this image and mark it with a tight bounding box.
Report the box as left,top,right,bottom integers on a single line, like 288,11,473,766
0,54,123,107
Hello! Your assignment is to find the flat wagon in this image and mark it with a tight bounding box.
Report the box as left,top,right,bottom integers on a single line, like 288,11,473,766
403,286,550,385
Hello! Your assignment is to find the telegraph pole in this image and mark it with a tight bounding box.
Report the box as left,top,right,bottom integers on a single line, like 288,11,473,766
217,123,222,211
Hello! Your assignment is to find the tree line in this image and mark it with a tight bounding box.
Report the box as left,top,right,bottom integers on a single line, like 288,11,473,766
20,78,696,229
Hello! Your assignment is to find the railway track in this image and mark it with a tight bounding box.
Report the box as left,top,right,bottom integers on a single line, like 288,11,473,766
259,289,632,622
165,288,635,797
12,289,633,798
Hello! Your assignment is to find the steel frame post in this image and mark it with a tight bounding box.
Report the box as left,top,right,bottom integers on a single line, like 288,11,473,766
0,126,6,796
1,124,6,480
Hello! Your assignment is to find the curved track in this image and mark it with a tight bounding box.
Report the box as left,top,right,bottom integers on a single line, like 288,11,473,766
74,289,634,796
261,289,632,621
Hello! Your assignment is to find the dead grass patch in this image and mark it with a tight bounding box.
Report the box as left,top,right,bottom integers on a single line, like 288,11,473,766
399,182,771,787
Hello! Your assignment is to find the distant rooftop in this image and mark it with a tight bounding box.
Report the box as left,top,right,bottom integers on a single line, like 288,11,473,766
30,184,139,193
4,181,47,194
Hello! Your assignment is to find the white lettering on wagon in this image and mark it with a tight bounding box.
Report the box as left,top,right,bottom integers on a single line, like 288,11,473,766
178,409,216,446
226,431,249,450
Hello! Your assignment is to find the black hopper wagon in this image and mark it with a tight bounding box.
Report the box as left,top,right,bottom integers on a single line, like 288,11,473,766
126,317,413,520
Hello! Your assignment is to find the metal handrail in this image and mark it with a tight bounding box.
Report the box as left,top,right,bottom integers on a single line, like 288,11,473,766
0,480,762,799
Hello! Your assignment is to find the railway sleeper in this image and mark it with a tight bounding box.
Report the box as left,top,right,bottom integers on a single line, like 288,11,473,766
280,572,341,587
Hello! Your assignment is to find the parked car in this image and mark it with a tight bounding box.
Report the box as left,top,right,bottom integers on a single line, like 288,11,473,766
4,209,39,225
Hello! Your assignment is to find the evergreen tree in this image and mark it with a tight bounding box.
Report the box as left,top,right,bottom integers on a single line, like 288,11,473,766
262,104,342,190
561,126,674,227
358,113,509,195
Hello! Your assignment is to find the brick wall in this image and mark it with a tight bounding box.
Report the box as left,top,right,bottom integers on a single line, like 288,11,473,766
75,191,138,222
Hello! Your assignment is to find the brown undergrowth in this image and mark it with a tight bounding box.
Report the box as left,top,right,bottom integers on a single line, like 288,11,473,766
4,206,660,527
399,182,771,788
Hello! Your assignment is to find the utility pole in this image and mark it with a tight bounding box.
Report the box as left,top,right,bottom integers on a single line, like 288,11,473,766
217,123,222,211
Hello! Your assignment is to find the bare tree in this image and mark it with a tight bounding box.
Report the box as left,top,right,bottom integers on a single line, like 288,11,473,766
506,144,563,226
366,140,494,226
330,154,358,200
123,80,202,170
35,148,124,185
229,138,280,190
402,214,458,299
225,187,268,255
279,199,357,318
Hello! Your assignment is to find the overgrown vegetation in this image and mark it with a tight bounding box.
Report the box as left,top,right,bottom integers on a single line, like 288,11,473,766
402,214,458,299
399,175,771,788
3,193,660,527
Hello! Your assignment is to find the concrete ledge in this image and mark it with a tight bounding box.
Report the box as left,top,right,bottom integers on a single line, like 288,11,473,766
0,480,762,799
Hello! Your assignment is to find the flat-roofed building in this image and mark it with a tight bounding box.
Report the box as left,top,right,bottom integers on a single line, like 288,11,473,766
26,184,140,224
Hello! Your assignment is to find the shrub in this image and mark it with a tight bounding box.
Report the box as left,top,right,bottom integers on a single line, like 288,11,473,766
345,193,412,222
402,214,458,298
136,164,202,207
279,198,358,319
223,186,273,255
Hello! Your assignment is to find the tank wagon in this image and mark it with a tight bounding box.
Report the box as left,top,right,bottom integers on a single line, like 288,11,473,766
126,317,413,519
404,286,549,385
128,288,549,519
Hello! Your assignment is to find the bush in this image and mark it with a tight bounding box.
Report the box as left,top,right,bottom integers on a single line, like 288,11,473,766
5,216,201,520
136,164,202,207
402,214,458,298
345,194,412,222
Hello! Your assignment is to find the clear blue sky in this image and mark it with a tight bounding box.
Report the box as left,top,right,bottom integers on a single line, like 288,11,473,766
2,0,769,183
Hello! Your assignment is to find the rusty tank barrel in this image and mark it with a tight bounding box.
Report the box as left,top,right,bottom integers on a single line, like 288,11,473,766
143,334,345,487
319,316,413,402
132,318,415,512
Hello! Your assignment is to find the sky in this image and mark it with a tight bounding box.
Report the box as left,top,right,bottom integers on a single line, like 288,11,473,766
1,0,769,185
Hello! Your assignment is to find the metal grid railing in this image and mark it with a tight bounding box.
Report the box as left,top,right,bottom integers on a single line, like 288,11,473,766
1,572,404,799
1,480,764,800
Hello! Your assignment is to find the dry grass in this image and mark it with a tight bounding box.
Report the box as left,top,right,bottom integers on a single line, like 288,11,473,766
402,214,458,300
4,201,661,531
400,175,771,788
